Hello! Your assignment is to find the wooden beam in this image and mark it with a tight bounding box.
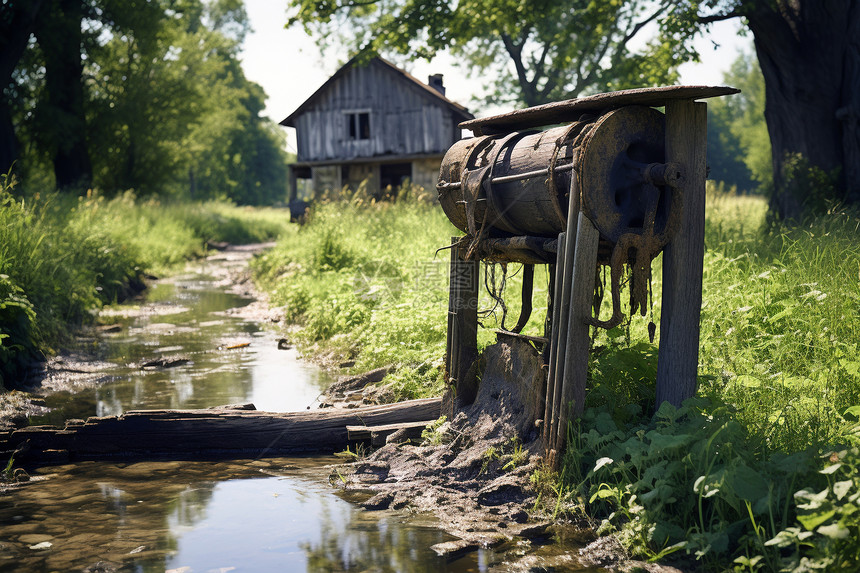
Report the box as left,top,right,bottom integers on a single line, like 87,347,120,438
1,399,442,464
655,100,708,407
449,239,479,406
543,232,566,458
346,420,436,446
554,212,599,457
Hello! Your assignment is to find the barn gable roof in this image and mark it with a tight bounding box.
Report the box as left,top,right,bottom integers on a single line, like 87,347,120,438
280,56,473,127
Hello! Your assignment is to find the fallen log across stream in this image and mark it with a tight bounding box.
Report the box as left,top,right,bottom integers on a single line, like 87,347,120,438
1,398,441,465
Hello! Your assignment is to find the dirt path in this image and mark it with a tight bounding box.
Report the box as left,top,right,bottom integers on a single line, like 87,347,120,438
324,339,684,572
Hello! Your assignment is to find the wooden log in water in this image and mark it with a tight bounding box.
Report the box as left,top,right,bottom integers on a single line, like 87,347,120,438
1,398,442,463
346,420,436,447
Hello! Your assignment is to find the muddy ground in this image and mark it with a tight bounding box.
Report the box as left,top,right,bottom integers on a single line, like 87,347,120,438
323,338,684,573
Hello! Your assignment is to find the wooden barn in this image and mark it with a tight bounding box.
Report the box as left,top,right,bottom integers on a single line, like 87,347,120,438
281,56,473,201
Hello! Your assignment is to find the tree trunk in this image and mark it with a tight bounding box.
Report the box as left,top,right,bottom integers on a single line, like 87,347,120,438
0,0,47,176
746,1,860,220
34,0,92,190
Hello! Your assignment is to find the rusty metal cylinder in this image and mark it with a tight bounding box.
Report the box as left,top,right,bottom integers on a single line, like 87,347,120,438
437,106,674,244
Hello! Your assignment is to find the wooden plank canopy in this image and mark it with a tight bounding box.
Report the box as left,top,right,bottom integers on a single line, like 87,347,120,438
460,85,739,135
1,398,442,464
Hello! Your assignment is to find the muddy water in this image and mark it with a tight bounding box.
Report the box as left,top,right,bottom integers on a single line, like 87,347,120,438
2,250,596,572
34,269,333,424
0,458,464,572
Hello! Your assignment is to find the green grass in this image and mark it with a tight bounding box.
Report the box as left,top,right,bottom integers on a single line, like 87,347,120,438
561,186,860,572
253,187,455,400
257,182,860,571
0,174,289,387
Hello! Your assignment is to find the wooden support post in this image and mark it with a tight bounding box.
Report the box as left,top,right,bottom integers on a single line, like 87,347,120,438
656,100,708,407
554,212,599,458
546,170,582,466
445,237,457,381
288,165,298,204
448,238,479,406
543,232,566,457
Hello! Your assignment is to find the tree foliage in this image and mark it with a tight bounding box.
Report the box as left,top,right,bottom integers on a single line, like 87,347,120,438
2,0,289,204
707,50,770,193
290,0,860,220
287,0,689,107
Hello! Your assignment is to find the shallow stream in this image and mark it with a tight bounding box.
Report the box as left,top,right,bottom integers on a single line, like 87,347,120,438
1,249,599,572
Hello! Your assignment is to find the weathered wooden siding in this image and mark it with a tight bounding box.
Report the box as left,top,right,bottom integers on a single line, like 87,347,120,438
312,165,340,196
412,157,442,192
345,163,379,192
295,61,462,163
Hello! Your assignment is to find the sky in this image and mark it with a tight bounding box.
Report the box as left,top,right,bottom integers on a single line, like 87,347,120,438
239,1,753,153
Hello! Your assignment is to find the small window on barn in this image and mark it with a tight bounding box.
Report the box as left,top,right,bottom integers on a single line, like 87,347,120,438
346,112,370,140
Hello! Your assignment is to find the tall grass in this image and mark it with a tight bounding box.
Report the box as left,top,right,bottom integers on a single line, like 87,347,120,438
563,186,860,571
0,175,289,387
253,187,456,400
699,193,860,451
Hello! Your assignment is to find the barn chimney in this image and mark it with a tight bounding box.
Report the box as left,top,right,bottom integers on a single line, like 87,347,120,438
428,74,445,96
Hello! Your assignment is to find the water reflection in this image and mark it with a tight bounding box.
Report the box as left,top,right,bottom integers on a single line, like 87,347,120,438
33,269,334,425
9,256,596,572
0,458,461,572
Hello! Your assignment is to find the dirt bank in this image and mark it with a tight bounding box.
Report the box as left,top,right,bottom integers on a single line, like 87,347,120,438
323,338,684,572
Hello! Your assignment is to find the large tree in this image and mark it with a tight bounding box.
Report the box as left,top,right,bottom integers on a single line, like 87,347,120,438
679,1,860,219
290,0,860,220
0,1,47,178
4,0,288,203
288,0,688,107
33,0,93,189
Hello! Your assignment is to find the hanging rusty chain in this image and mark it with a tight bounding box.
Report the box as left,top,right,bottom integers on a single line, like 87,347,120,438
589,162,684,330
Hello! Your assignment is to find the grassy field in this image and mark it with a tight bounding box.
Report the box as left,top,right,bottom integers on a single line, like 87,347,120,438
564,190,860,572
0,174,289,388
255,183,860,571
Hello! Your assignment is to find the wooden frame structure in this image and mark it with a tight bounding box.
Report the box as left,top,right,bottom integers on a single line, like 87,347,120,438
441,87,738,467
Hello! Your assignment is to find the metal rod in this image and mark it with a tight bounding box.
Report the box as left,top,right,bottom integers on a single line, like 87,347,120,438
510,264,534,334
437,161,574,191
493,329,548,345
490,162,574,185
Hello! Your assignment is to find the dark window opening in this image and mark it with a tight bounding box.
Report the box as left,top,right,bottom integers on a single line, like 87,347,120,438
380,163,412,191
347,112,370,140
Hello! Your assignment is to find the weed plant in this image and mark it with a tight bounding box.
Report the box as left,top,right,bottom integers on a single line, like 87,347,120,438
253,184,456,399
0,175,288,387
256,181,860,570
562,185,860,571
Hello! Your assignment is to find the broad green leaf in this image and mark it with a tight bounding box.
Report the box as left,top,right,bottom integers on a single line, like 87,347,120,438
765,527,812,548
840,361,860,377
820,462,843,475
797,507,836,531
832,480,853,501
735,375,761,388
816,522,850,539
843,405,860,420
728,463,769,503
593,457,613,472
646,432,694,451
